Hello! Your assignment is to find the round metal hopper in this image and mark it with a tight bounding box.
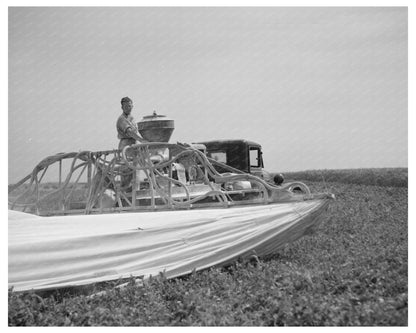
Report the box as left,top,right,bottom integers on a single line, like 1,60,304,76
137,111,175,142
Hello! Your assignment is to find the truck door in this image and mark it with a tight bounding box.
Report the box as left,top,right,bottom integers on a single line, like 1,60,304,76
249,146,264,176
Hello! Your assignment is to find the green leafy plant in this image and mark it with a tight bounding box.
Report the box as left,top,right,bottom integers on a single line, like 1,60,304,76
8,168,408,326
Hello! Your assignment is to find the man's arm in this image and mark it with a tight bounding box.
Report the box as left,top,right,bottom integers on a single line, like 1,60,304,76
126,127,147,143
118,116,147,143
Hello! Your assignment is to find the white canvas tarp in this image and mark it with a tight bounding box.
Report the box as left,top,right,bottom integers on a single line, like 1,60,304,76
9,199,329,292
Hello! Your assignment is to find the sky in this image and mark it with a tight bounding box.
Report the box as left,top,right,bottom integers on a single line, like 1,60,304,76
8,6,408,183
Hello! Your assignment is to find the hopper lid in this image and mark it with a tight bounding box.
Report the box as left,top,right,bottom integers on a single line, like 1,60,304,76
141,111,173,121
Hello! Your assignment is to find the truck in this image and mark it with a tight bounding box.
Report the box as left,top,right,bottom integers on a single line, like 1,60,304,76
197,139,308,194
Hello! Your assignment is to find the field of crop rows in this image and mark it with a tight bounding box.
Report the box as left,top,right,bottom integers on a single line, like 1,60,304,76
8,168,408,326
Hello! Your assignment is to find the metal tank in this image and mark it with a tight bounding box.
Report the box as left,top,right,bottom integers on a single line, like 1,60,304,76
137,111,175,142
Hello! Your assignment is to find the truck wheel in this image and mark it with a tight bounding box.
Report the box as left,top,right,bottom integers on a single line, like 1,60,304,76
284,182,311,196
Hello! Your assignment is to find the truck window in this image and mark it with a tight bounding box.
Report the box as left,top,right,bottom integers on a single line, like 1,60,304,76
249,147,262,168
210,152,227,164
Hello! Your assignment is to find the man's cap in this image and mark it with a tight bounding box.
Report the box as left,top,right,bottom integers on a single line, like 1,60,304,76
121,97,132,104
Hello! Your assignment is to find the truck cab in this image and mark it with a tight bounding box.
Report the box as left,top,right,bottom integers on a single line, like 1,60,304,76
196,139,276,183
